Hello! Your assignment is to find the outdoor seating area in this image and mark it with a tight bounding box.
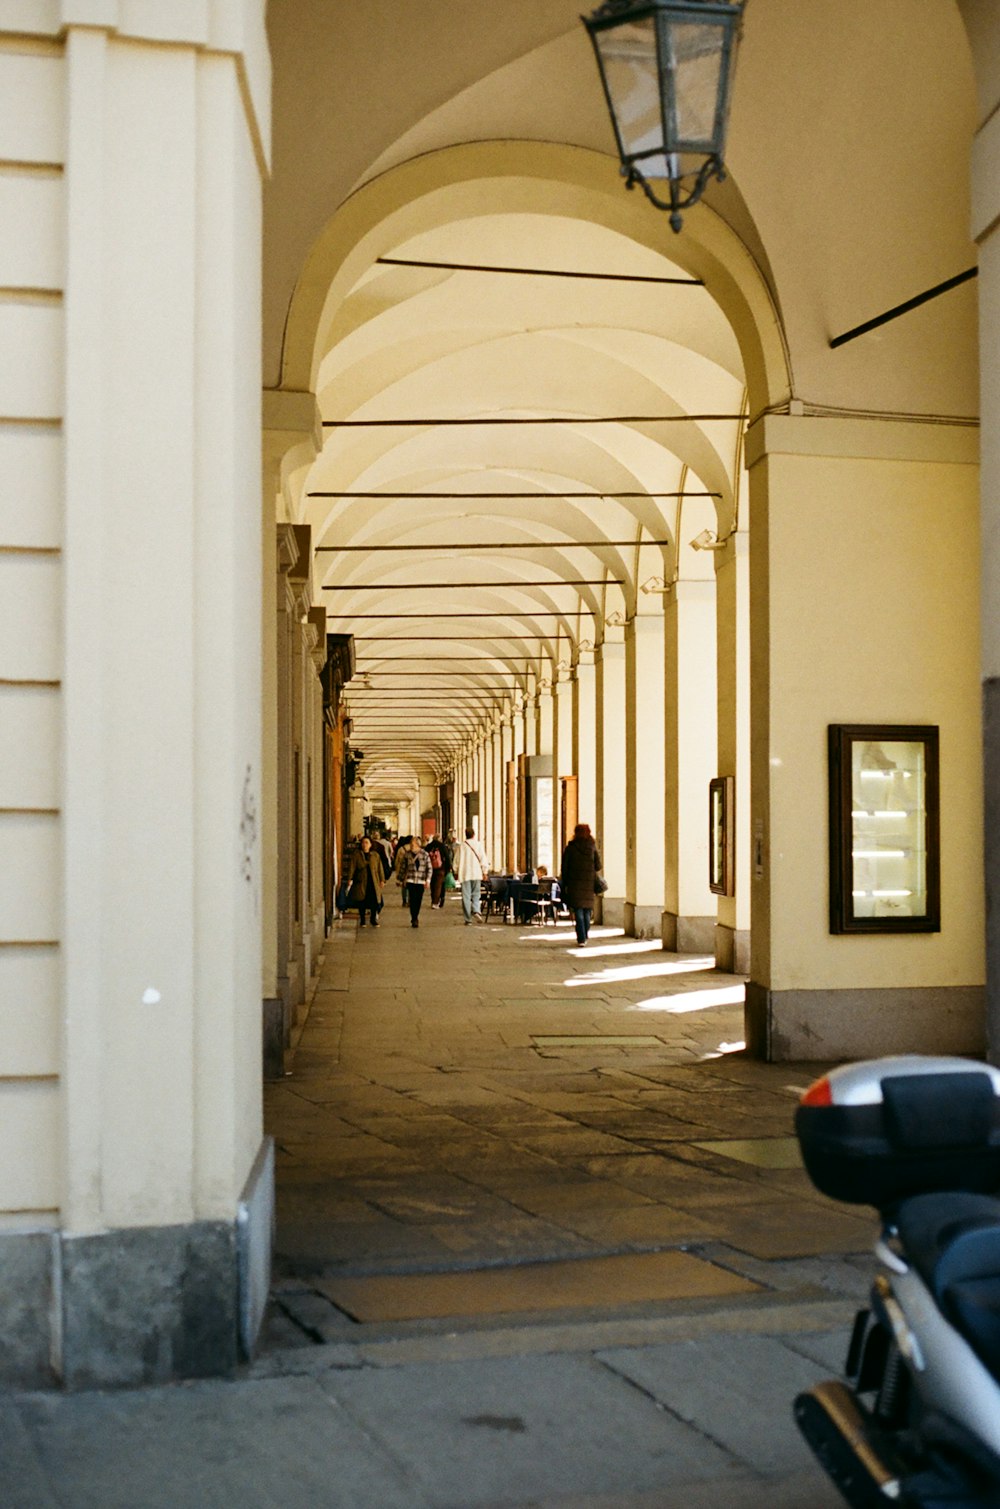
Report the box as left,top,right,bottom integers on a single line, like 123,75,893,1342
484,875,568,925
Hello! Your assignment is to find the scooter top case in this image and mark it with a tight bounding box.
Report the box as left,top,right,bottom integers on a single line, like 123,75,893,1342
795,1056,1000,1210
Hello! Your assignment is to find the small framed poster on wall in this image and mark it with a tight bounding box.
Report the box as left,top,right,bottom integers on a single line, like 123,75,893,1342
828,724,940,934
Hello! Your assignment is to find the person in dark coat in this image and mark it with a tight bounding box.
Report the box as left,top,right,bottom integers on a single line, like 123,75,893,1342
345,836,385,927
559,823,603,946
425,833,452,909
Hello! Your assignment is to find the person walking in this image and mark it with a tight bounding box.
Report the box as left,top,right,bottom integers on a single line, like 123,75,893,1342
426,833,451,909
454,827,489,924
559,823,603,946
345,836,385,928
400,835,432,927
393,835,412,906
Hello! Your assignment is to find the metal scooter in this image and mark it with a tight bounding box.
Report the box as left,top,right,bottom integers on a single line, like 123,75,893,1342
793,1055,1000,1507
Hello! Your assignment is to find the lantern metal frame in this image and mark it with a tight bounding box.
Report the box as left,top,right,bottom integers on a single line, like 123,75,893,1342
582,0,743,232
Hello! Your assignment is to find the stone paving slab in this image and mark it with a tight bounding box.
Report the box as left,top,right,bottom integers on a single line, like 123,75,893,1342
596,1332,832,1475
317,1351,739,1503
9,1375,418,1509
316,1249,759,1325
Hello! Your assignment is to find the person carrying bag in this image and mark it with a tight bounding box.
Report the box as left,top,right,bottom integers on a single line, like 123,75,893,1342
454,827,489,925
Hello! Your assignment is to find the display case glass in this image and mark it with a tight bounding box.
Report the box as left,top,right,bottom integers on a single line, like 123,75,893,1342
828,724,940,933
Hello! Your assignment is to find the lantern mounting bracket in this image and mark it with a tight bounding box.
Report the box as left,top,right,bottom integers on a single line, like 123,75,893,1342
623,154,727,234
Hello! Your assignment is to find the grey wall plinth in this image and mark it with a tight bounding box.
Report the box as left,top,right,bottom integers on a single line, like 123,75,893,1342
715,924,750,974
745,981,986,1062
661,912,717,955
262,996,285,1080
624,902,660,939
602,895,625,928
60,1220,239,1391
0,1232,56,1388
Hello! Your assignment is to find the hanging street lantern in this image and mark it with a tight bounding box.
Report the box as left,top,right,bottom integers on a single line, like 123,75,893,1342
582,0,744,233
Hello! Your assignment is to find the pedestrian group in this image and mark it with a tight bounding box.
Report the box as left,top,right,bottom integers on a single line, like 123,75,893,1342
340,822,605,944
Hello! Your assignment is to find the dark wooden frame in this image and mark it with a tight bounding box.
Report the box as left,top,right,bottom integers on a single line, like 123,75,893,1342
828,723,940,934
709,775,735,897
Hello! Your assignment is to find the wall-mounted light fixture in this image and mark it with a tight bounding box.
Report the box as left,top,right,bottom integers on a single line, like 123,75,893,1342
640,575,672,594
582,0,744,232
690,528,726,550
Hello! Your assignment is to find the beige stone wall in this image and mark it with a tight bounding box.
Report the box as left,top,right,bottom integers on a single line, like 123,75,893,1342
0,33,66,1229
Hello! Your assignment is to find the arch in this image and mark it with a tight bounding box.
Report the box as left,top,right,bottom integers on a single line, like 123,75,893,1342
280,141,791,416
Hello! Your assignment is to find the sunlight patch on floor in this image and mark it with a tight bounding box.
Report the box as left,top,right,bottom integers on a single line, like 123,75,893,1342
563,956,715,987
699,1040,747,1059
626,985,746,1014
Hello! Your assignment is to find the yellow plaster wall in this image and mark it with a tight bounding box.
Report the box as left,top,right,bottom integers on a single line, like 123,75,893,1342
751,432,983,995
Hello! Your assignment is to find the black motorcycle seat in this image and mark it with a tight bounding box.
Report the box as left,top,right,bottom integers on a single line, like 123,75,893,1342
896,1192,1000,1379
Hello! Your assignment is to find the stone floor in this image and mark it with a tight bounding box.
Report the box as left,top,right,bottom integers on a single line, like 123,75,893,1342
1,900,874,1507
267,897,870,1321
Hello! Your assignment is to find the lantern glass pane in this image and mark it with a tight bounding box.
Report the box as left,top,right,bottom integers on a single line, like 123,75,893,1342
593,18,668,177
659,17,727,153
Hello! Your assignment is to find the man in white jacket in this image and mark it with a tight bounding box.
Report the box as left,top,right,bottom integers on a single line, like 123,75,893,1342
454,827,489,924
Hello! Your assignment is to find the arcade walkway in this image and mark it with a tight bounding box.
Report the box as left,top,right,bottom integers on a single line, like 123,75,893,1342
266,897,872,1335
0,910,879,1506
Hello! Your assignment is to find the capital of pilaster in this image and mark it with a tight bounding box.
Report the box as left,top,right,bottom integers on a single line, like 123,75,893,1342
263,389,323,460
671,578,717,606
307,607,327,671
35,4,270,165
277,523,312,616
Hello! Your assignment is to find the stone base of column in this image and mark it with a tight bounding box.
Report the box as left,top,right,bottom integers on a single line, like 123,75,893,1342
0,1139,275,1391
624,902,660,939
60,1221,240,1390
661,911,716,954
262,996,285,1079
279,956,304,1021
745,981,985,1062
714,923,750,974
0,1231,56,1387
602,895,626,928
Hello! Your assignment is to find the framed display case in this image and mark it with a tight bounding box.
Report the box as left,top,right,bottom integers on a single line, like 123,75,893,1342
709,775,735,897
828,724,940,934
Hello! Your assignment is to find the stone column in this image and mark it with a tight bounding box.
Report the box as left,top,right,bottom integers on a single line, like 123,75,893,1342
501,715,516,870
261,390,321,1068
625,612,666,939
306,607,327,971
745,414,982,1060
714,533,751,972
662,579,718,955
54,8,272,1387
574,650,598,830
596,632,627,926
490,724,504,865
555,671,574,859
512,704,526,869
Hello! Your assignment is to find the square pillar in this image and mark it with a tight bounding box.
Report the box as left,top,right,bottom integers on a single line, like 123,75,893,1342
745,415,983,1060
625,613,666,938
662,580,718,956
714,533,751,973
574,651,598,831
596,634,627,926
